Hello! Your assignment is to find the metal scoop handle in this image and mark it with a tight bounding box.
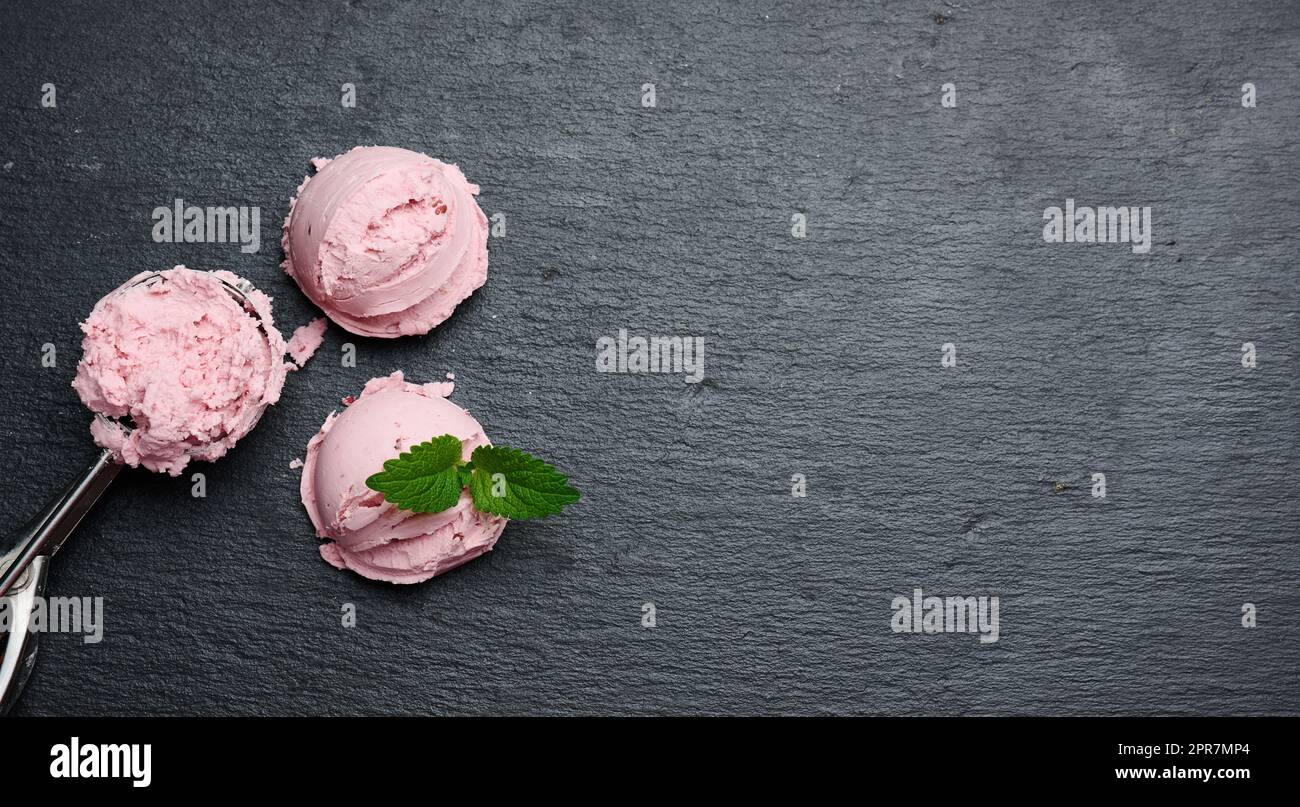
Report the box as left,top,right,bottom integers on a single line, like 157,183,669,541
0,449,119,715
0,449,120,598
1,556,48,715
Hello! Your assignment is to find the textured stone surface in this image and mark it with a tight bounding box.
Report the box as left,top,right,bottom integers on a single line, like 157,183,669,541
0,0,1296,715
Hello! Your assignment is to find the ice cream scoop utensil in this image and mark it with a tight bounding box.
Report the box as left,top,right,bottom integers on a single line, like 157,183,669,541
0,448,119,599
0,270,277,714
0,557,46,714
1,270,269,598
0,450,118,714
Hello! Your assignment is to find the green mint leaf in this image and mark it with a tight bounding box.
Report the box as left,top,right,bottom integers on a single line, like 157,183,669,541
365,435,466,514
366,436,580,520
467,444,580,520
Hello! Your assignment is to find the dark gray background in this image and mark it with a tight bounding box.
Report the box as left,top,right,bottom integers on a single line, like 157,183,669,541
1,0,1296,715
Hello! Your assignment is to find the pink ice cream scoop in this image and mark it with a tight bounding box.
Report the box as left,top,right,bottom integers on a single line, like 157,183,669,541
3,266,298,703
281,146,490,338
300,371,507,583
72,267,290,476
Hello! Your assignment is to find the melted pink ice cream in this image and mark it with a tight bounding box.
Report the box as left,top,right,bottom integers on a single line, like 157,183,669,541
72,266,289,476
301,371,507,583
281,146,490,338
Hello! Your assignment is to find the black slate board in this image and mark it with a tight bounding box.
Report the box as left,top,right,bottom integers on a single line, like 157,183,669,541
0,0,1296,716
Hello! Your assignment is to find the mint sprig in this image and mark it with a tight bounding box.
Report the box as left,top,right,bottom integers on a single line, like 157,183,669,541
365,435,580,520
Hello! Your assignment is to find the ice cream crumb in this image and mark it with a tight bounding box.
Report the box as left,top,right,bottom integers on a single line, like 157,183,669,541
289,457,304,469
446,372,456,380
422,380,454,398
342,395,356,406
287,317,327,369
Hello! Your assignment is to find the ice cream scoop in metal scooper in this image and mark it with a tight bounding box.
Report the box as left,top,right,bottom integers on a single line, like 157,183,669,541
0,271,280,714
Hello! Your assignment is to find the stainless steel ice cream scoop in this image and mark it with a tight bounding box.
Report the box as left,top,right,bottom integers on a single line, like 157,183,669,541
0,449,119,714
0,271,279,715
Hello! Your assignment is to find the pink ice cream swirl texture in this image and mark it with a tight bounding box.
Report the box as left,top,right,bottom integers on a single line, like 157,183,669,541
281,146,490,338
301,371,507,583
71,266,289,476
